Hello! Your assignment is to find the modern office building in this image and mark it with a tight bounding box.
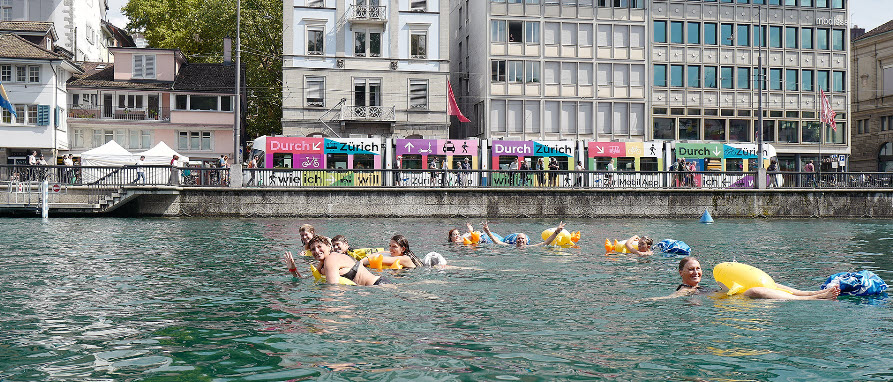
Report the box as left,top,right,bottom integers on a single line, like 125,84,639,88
851,20,893,172
451,0,649,142
282,0,451,139
650,0,850,172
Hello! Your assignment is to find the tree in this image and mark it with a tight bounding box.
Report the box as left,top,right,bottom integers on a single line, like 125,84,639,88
123,0,282,141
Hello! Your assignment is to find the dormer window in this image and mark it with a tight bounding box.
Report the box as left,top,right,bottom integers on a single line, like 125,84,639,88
133,54,156,79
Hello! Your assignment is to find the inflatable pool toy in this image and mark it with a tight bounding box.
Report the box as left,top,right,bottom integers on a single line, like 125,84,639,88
423,252,447,267
347,247,385,261
604,239,631,254
822,270,889,296
461,231,483,245
653,239,692,256
502,233,522,245
310,264,356,285
366,253,403,270
713,262,790,296
540,228,579,248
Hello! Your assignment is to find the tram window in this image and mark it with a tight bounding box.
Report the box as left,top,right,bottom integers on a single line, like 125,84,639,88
498,156,518,170
427,155,447,169
401,154,423,169
726,158,744,172
273,153,293,168
640,157,659,171
705,158,722,171
746,158,758,171
594,158,612,171
354,154,374,169
552,157,570,170
327,153,348,169
453,155,472,169
617,157,636,170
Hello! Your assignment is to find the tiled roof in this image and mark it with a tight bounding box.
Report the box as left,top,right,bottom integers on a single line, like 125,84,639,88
172,63,236,93
855,19,893,42
0,33,62,60
67,62,173,90
0,21,54,34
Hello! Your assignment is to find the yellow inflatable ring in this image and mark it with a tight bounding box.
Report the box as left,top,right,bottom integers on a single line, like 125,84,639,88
310,264,356,286
713,262,792,296
541,228,579,248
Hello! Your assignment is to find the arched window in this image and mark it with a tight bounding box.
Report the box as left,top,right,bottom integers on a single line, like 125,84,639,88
878,142,893,171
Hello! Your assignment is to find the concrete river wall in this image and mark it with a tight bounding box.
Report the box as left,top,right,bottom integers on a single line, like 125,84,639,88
108,188,893,218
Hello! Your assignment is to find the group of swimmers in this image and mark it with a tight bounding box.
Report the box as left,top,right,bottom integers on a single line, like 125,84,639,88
284,224,422,286
285,223,842,300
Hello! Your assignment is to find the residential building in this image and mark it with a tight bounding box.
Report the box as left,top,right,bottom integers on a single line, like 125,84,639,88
66,47,237,163
851,20,893,172
0,31,82,164
650,0,849,172
282,0,450,138
451,1,648,142
2,0,112,62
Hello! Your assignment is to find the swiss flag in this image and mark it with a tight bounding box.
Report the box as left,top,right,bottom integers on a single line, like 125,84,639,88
447,80,470,123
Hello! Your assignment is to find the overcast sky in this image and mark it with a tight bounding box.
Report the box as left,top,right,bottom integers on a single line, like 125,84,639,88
104,0,893,36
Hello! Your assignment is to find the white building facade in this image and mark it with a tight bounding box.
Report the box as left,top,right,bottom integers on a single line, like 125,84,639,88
3,0,110,62
651,0,850,172
0,33,82,164
282,0,451,138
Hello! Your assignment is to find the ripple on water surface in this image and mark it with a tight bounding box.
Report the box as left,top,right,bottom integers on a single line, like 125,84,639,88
1,218,893,381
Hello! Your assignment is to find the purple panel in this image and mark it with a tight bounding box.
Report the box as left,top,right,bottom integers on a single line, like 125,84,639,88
490,140,534,157
396,139,438,156
295,154,324,169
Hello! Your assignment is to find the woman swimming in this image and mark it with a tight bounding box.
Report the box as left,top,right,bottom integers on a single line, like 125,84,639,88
286,235,389,286
448,222,475,243
667,257,840,299
482,221,566,248
331,235,351,254
363,234,423,269
621,235,653,255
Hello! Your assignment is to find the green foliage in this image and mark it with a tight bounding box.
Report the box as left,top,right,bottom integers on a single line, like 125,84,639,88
123,0,282,140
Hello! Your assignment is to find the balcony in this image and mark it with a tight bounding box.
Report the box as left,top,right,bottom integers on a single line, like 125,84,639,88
68,104,170,122
340,105,396,121
346,5,387,23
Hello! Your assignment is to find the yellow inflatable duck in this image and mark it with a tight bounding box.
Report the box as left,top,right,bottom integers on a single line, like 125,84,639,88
310,264,357,285
713,262,791,296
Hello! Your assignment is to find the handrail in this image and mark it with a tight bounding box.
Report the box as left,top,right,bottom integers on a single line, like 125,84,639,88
2,165,891,190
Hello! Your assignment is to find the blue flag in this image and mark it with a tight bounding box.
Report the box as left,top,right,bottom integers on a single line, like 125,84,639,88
0,80,15,119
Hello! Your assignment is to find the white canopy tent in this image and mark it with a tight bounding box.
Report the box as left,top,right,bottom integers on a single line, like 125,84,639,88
80,140,134,167
134,141,189,165
79,141,135,184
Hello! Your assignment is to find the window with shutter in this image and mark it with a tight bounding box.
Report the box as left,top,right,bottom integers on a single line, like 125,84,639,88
409,80,427,109
37,105,50,126
133,55,144,78
144,55,155,78
306,77,325,107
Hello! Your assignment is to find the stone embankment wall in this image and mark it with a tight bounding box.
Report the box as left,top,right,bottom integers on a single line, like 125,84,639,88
118,188,893,218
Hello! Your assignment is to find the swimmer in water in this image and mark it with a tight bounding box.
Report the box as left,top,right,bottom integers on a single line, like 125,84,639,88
448,222,476,243
331,235,351,254
622,235,653,255
299,224,315,250
363,234,423,269
482,221,566,248
293,235,389,286
666,257,840,300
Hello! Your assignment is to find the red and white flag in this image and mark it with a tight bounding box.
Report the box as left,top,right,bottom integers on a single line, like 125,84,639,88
820,89,837,131
447,80,470,123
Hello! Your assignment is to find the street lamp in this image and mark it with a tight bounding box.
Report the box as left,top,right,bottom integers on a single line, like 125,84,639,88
756,5,765,189
232,0,243,186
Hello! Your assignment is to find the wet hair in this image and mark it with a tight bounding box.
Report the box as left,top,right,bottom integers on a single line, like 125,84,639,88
332,235,348,245
678,256,698,272
447,229,461,243
299,224,315,235
640,236,653,248
307,235,332,251
391,234,422,267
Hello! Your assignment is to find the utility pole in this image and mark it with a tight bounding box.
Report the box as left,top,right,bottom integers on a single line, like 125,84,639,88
756,5,766,189
231,0,243,187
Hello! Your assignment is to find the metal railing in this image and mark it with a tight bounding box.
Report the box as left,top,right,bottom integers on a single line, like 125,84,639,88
340,105,396,121
346,5,387,21
2,165,891,190
67,104,171,121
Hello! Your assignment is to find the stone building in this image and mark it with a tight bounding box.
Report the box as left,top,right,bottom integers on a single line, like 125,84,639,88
851,20,893,172
282,0,450,139
651,0,850,172
450,0,648,141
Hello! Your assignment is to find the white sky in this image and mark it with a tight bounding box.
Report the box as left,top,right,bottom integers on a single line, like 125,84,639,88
104,0,893,38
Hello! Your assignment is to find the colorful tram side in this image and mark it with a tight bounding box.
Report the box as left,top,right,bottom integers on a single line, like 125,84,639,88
251,136,780,187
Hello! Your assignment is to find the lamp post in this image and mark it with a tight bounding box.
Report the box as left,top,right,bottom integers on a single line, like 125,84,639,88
756,5,766,189
231,0,243,187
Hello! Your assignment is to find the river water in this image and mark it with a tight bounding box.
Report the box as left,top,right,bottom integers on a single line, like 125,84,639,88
2,217,893,381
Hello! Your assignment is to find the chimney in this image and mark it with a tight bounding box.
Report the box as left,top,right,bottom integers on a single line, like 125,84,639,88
851,25,866,41
223,36,232,65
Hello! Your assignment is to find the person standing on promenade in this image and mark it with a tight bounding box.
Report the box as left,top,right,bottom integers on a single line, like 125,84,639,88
63,154,74,184
169,155,180,185
804,160,815,188
548,157,559,187
134,156,146,184
606,160,615,188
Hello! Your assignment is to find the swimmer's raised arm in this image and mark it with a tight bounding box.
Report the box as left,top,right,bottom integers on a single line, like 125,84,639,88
284,251,302,278
482,221,510,246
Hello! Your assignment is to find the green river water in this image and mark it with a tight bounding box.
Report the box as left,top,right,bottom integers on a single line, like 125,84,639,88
1,217,893,381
